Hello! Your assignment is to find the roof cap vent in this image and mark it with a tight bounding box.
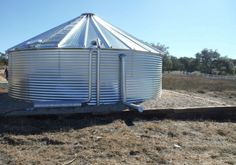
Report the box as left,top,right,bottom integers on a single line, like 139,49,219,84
81,13,95,16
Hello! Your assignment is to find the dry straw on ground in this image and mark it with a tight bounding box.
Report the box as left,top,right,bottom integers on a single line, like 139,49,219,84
0,118,235,165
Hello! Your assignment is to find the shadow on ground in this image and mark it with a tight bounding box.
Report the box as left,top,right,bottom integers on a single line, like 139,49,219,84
0,106,236,136
0,93,33,113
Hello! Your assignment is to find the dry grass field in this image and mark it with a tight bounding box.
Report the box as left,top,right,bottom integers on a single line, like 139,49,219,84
163,73,236,94
163,73,236,105
0,72,236,164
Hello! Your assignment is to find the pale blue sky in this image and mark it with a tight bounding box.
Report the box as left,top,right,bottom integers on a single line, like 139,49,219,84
0,0,235,58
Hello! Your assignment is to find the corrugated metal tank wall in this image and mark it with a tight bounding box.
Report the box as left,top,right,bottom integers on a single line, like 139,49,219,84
125,51,162,103
8,49,162,105
9,49,91,101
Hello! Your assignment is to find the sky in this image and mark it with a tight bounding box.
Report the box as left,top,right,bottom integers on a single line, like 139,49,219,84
0,0,235,58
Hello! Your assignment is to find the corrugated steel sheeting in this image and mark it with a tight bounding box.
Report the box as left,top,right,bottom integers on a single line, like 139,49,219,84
8,49,162,105
7,13,161,54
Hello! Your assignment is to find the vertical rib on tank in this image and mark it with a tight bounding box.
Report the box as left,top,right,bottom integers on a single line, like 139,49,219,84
7,13,163,106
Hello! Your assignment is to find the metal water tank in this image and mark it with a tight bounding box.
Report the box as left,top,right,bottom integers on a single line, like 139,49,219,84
7,13,162,110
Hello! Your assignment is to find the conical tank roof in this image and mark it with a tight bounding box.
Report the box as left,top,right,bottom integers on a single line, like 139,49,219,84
8,13,161,54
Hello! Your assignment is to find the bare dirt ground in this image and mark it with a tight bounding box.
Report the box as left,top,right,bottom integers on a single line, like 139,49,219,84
0,69,7,83
0,116,235,165
0,73,236,164
142,89,236,109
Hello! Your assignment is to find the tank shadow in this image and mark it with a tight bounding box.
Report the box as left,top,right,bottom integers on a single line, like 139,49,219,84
0,106,235,136
0,92,33,115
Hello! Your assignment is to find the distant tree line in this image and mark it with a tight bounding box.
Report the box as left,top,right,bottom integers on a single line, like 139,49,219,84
0,52,8,66
151,43,236,75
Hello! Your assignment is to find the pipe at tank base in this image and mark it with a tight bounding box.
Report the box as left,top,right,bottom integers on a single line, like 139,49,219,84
33,101,82,108
123,102,144,113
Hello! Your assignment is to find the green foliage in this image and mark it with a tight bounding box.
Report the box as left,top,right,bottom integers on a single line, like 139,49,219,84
214,57,235,75
151,43,172,72
179,57,196,72
195,49,220,74
170,56,182,70
162,54,172,72
150,43,235,75
151,43,169,55
0,52,8,66
195,49,235,75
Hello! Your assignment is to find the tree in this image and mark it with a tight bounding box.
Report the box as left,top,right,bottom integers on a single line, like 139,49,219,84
179,57,196,72
151,43,169,56
170,56,182,71
162,54,172,72
0,52,8,66
150,43,235,75
215,57,235,75
195,49,220,74
151,43,172,72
